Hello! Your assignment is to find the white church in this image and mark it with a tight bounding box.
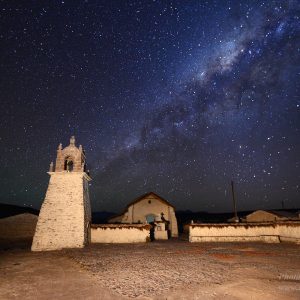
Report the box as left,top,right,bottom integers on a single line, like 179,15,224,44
108,192,178,238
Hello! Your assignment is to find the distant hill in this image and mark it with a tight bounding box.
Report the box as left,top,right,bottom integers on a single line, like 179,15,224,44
92,211,116,224
0,203,116,223
0,203,39,219
176,209,300,223
0,213,38,240
175,210,250,224
1,203,298,226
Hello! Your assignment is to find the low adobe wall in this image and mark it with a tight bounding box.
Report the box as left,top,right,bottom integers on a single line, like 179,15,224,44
91,224,151,243
189,222,300,244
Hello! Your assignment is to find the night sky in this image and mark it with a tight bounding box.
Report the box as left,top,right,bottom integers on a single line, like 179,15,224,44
1,1,299,213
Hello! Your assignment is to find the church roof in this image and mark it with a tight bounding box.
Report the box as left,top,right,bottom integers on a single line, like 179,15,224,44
109,192,175,220
125,192,175,209
109,192,175,221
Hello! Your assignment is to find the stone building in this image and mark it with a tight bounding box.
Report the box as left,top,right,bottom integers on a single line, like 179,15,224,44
32,136,92,251
108,192,178,238
242,210,299,223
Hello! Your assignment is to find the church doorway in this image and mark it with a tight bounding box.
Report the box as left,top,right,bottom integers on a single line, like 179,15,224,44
146,214,157,241
146,214,156,223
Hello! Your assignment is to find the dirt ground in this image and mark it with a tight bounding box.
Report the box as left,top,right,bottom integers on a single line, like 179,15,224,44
0,239,300,300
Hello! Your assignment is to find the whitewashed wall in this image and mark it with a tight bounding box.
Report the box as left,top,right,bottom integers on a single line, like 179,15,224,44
91,224,151,243
279,223,300,242
109,194,178,237
189,222,300,244
32,172,91,251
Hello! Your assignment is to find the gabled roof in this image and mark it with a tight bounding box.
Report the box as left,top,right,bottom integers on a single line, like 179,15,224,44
246,210,273,216
125,192,175,209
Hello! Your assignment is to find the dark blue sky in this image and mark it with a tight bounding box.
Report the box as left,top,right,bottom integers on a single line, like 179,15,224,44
0,1,299,212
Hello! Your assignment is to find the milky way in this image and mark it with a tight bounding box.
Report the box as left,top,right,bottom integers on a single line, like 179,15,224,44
0,1,299,212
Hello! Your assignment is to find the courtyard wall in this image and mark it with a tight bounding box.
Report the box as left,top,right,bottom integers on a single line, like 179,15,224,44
189,222,300,244
91,224,151,243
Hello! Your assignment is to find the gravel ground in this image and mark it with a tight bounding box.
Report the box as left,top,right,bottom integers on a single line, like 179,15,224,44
65,240,300,299
1,239,300,299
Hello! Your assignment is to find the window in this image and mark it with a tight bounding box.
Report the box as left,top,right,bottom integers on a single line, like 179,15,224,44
146,214,156,223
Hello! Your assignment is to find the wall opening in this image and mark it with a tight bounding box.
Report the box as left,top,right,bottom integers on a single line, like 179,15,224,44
146,214,156,223
64,157,74,172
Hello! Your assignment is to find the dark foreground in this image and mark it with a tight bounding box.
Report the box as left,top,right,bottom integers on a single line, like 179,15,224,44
1,239,300,299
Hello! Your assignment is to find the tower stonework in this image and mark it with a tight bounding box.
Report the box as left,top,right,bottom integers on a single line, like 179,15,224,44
32,136,91,251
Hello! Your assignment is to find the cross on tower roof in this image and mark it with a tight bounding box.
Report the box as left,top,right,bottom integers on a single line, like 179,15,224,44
70,136,75,146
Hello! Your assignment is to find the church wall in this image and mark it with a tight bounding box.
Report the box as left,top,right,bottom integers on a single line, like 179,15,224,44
108,194,179,237
130,194,178,237
168,208,179,237
83,178,92,244
130,195,171,223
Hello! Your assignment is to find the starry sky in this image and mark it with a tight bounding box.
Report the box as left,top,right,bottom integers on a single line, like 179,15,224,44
0,1,299,213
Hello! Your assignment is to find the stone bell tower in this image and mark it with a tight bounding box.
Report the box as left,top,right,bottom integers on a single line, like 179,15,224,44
32,136,92,251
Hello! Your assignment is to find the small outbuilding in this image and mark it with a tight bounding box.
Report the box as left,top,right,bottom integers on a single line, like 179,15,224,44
243,210,299,223
108,192,178,237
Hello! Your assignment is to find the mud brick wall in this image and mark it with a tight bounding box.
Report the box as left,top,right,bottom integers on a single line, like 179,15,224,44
32,172,91,251
91,224,151,243
189,222,300,243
